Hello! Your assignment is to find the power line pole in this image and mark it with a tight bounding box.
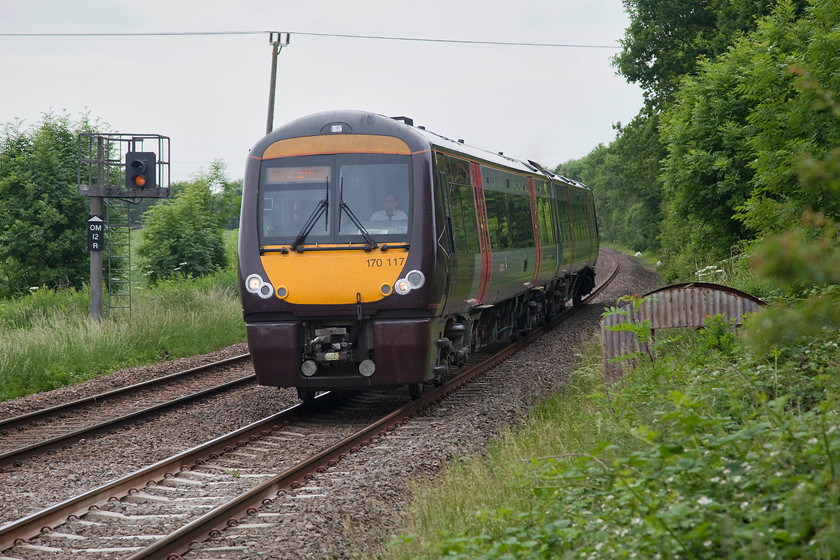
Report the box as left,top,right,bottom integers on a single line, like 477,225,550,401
266,32,290,135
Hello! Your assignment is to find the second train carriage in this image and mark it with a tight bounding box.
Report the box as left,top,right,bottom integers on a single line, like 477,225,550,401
238,111,598,400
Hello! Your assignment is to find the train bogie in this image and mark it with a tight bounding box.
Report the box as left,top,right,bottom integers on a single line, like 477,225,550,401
239,111,598,400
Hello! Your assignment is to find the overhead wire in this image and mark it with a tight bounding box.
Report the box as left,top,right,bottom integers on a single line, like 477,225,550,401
0,29,620,49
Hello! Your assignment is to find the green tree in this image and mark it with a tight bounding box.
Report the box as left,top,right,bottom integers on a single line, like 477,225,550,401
557,110,665,253
658,0,840,277
203,159,242,230
615,0,808,108
658,43,756,266
738,0,840,232
137,166,229,284
0,112,101,298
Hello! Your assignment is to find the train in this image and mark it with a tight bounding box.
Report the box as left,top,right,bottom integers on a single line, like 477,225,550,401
238,110,598,401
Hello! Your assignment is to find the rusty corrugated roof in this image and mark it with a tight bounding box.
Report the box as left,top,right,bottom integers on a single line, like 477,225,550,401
600,283,766,383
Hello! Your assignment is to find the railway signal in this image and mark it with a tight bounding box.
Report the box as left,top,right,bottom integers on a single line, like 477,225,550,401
125,151,156,189
78,133,170,321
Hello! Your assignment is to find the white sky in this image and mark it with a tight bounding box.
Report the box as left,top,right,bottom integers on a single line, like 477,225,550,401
0,0,642,183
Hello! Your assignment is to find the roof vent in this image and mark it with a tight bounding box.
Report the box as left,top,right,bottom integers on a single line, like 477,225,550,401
457,139,464,144
391,116,414,126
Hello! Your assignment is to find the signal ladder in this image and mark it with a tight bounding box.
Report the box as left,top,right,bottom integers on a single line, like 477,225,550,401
104,200,133,317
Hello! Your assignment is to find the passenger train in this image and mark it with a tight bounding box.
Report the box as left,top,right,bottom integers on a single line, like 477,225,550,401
238,111,598,401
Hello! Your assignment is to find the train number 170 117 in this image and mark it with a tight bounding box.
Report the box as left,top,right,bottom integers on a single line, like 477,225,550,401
366,257,405,268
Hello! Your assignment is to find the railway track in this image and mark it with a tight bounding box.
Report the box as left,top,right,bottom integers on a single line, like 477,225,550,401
0,355,253,470
0,253,620,559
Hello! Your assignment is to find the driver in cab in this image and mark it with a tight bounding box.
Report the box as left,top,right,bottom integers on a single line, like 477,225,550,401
370,194,407,221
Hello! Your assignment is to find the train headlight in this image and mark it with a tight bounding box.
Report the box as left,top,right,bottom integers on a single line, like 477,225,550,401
245,273,275,299
246,274,262,293
394,269,425,295
406,270,425,289
395,279,411,295
258,283,274,299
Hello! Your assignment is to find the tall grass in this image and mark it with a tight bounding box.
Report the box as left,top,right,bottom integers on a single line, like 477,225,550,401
386,336,611,558
0,268,245,402
386,318,840,559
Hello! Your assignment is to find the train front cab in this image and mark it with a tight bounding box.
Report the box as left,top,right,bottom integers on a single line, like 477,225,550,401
239,117,444,397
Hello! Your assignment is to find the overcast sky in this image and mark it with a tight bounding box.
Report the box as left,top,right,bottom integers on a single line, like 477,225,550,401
0,0,643,182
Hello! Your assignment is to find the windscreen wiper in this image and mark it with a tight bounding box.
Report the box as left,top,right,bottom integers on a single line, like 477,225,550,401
338,177,378,250
290,181,329,252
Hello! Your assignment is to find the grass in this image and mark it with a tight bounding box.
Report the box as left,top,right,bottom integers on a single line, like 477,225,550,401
0,231,245,402
386,319,840,559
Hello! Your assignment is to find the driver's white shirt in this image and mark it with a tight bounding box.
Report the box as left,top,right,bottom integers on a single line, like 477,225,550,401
369,209,408,221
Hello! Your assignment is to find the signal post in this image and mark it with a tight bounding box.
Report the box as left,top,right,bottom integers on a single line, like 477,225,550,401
77,133,170,320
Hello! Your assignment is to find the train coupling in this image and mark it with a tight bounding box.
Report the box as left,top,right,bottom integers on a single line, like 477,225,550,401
308,327,353,363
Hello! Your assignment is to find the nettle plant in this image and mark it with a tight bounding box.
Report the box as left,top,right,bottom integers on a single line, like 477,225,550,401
602,294,676,364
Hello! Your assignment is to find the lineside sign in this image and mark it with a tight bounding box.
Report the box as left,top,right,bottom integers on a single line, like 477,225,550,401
87,215,105,252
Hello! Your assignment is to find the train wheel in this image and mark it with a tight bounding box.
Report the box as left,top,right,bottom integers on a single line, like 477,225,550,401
408,383,423,400
297,388,316,403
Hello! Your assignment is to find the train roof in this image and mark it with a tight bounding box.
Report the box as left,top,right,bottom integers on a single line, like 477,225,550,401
410,119,590,191
255,110,590,191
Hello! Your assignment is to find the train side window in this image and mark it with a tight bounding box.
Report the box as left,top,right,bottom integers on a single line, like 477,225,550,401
436,153,479,254
554,182,572,246
535,180,555,245
483,190,508,250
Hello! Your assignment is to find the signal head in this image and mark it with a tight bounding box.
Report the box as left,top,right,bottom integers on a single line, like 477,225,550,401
125,152,156,189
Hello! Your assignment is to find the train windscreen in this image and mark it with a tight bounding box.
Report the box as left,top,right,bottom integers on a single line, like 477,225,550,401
259,154,412,247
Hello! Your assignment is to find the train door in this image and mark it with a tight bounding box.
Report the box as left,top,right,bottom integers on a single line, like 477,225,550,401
470,162,493,305
527,177,543,287
553,181,574,273
532,178,558,285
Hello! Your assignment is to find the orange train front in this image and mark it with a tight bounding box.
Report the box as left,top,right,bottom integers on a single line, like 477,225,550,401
239,111,598,401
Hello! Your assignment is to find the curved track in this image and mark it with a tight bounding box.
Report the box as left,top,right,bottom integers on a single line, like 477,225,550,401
0,253,619,559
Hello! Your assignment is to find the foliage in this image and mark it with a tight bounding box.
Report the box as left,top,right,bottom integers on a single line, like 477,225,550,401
388,325,840,559
614,0,808,108
658,38,756,262
658,0,840,280
570,0,837,282
738,1,840,233
0,112,105,298
556,110,665,253
0,267,244,401
744,213,840,355
137,162,233,284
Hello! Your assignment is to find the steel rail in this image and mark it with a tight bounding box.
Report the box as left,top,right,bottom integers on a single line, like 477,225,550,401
124,251,622,559
0,375,256,468
0,355,253,469
1,251,620,556
0,354,251,430
0,393,340,551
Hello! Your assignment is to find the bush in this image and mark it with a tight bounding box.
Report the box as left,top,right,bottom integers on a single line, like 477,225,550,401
389,327,840,559
137,168,230,285
0,113,103,298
